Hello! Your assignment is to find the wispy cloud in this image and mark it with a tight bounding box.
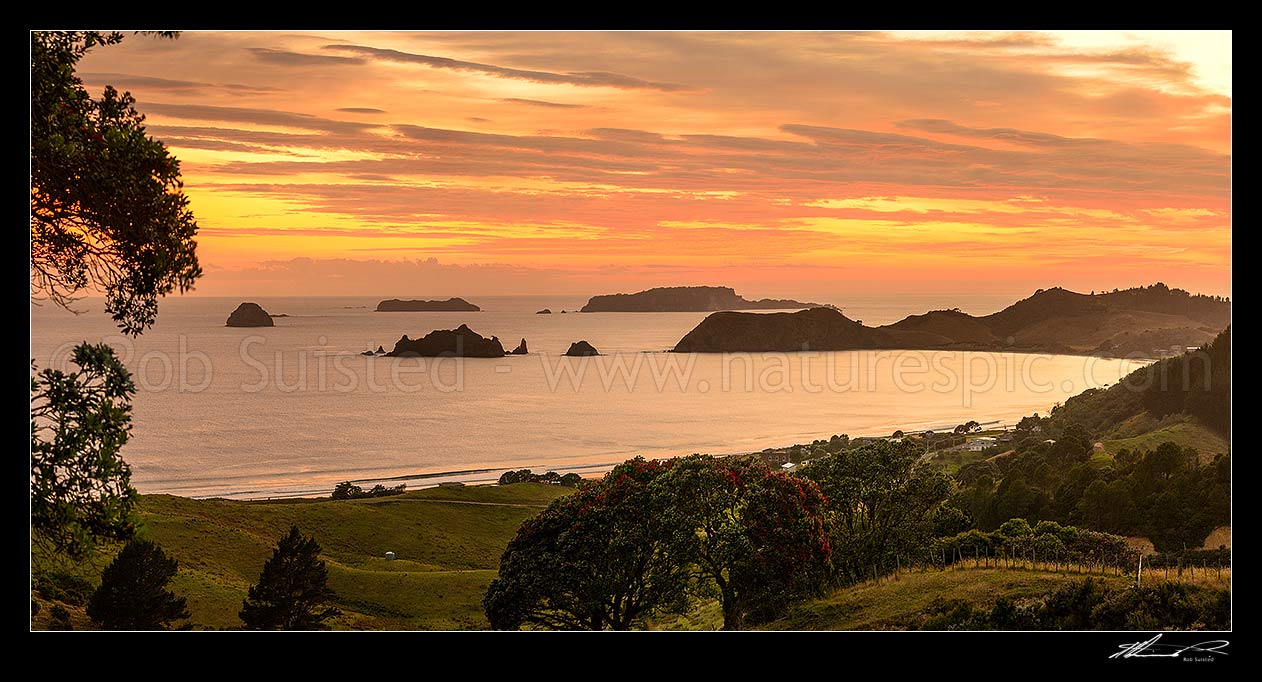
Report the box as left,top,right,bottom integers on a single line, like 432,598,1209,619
248,47,366,66
499,98,586,109
323,44,697,91
79,72,284,95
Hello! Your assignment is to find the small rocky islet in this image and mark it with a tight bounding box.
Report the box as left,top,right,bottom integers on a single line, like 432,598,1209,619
226,302,275,327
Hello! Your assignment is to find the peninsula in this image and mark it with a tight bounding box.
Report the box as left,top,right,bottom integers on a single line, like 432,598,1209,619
672,284,1229,359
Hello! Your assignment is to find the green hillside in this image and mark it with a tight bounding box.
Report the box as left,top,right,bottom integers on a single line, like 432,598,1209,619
760,566,1228,630
1102,419,1230,464
32,484,574,630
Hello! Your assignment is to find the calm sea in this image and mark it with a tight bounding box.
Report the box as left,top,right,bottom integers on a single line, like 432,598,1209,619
30,295,1147,499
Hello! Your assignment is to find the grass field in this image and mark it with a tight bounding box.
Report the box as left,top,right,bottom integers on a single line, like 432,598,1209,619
759,563,1230,630
31,474,1232,631
1102,420,1229,463
32,483,573,630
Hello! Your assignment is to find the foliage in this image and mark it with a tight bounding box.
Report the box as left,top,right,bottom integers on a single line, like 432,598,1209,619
953,420,981,434
330,481,406,500
49,605,74,631
1043,327,1230,438
911,578,1229,631
240,526,340,630
31,31,201,336
487,455,832,631
1139,326,1230,434
30,343,137,559
87,539,189,630
952,432,1228,551
931,505,973,537
797,439,952,584
658,455,832,630
34,571,95,606
484,458,689,630
497,469,584,487
932,520,1138,570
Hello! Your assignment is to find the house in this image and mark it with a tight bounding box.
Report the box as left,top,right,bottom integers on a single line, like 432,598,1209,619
780,462,798,472
962,436,998,452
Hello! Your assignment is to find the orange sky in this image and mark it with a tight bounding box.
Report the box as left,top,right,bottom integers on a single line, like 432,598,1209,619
75,30,1231,300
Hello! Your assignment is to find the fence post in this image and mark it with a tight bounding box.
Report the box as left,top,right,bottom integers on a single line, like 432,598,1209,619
1136,554,1143,587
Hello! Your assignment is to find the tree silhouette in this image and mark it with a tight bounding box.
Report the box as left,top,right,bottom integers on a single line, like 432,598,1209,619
484,458,689,630
87,539,189,630
31,30,201,562
240,526,340,630
30,344,137,559
31,31,201,336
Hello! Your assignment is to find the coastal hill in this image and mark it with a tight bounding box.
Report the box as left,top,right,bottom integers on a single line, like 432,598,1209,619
673,307,892,352
673,284,1229,359
580,286,825,312
377,298,480,312
1042,325,1230,439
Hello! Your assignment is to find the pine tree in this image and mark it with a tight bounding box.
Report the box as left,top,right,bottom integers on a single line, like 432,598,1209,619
87,539,189,630
240,526,340,630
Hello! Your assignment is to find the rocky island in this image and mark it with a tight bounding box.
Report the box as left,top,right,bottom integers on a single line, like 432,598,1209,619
226,302,275,327
671,284,1230,359
579,286,826,312
510,339,528,355
565,341,600,356
376,298,481,312
385,325,505,357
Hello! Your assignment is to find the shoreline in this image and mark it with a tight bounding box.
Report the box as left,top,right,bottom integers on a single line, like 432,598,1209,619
189,418,1013,502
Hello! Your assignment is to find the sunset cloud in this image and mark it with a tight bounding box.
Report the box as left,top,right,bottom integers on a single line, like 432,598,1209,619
323,43,697,92
71,30,1230,299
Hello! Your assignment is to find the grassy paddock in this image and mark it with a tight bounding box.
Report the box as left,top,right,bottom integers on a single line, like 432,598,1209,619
32,483,573,630
761,561,1229,631
1102,420,1229,463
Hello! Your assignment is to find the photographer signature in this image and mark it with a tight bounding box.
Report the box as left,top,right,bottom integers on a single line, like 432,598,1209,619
1111,634,1229,659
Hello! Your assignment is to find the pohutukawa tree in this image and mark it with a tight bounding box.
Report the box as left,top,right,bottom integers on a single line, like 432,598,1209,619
31,31,201,336
484,458,690,630
30,30,202,561
654,455,833,630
